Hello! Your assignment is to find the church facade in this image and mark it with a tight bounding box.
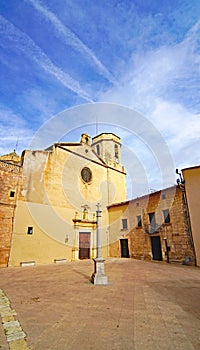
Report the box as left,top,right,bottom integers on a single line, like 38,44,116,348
6,133,127,266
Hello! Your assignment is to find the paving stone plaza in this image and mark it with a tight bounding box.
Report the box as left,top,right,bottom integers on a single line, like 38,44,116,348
0,259,200,350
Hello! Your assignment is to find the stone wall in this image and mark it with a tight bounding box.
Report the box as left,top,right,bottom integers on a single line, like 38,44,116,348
108,186,196,264
0,161,21,267
128,186,195,263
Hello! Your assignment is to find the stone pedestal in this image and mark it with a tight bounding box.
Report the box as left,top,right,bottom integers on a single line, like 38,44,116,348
91,258,108,285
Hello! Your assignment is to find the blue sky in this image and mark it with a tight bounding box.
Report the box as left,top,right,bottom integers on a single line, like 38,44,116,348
0,0,200,198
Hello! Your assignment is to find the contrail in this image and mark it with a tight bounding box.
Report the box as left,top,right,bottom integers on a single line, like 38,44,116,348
0,15,93,102
26,0,117,85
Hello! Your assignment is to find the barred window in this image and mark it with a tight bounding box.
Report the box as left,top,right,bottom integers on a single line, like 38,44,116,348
122,218,128,230
137,215,142,227
163,209,170,224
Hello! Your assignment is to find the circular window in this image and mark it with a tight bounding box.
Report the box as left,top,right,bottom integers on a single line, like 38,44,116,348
81,167,92,183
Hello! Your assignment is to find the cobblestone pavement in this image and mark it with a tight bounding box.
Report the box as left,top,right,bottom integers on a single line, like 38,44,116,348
0,259,200,350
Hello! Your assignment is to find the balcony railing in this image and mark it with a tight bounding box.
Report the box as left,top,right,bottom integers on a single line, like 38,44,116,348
144,223,162,234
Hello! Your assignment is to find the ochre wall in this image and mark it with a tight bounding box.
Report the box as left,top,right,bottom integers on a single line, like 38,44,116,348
108,203,129,257
9,141,127,266
183,167,200,266
9,201,73,266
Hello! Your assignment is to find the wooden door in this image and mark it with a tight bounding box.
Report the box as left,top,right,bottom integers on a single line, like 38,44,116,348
79,232,91,259
120,239,129,258
150,236,162,261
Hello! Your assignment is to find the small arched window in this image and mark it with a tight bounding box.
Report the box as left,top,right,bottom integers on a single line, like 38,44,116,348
96,144,100,156
114,144,119,162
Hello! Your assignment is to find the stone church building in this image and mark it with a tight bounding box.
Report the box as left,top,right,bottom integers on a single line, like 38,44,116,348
0,132,198,267
0,133,126,266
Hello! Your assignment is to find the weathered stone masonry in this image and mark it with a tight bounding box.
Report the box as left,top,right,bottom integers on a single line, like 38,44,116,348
0,161,21,267
108,185,196,264
127,186,195,263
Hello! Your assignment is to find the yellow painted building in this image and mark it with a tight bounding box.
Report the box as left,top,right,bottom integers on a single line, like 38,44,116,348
9,133,127,266
182,165,200,267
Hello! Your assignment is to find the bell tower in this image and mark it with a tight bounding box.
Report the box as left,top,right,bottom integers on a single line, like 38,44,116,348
80,133,91,145
92,133,122,169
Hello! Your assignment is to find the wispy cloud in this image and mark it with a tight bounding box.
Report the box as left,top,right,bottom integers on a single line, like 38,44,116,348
21,89,59,123
0,106,33,155
151,99,200,168
98,19,200,166
96,19,200,192
26,0,116,85
0,1,199,197
0,15,93,102
99,19,200,108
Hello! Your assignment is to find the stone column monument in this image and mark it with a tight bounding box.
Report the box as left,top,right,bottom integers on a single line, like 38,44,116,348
91,203,108,285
